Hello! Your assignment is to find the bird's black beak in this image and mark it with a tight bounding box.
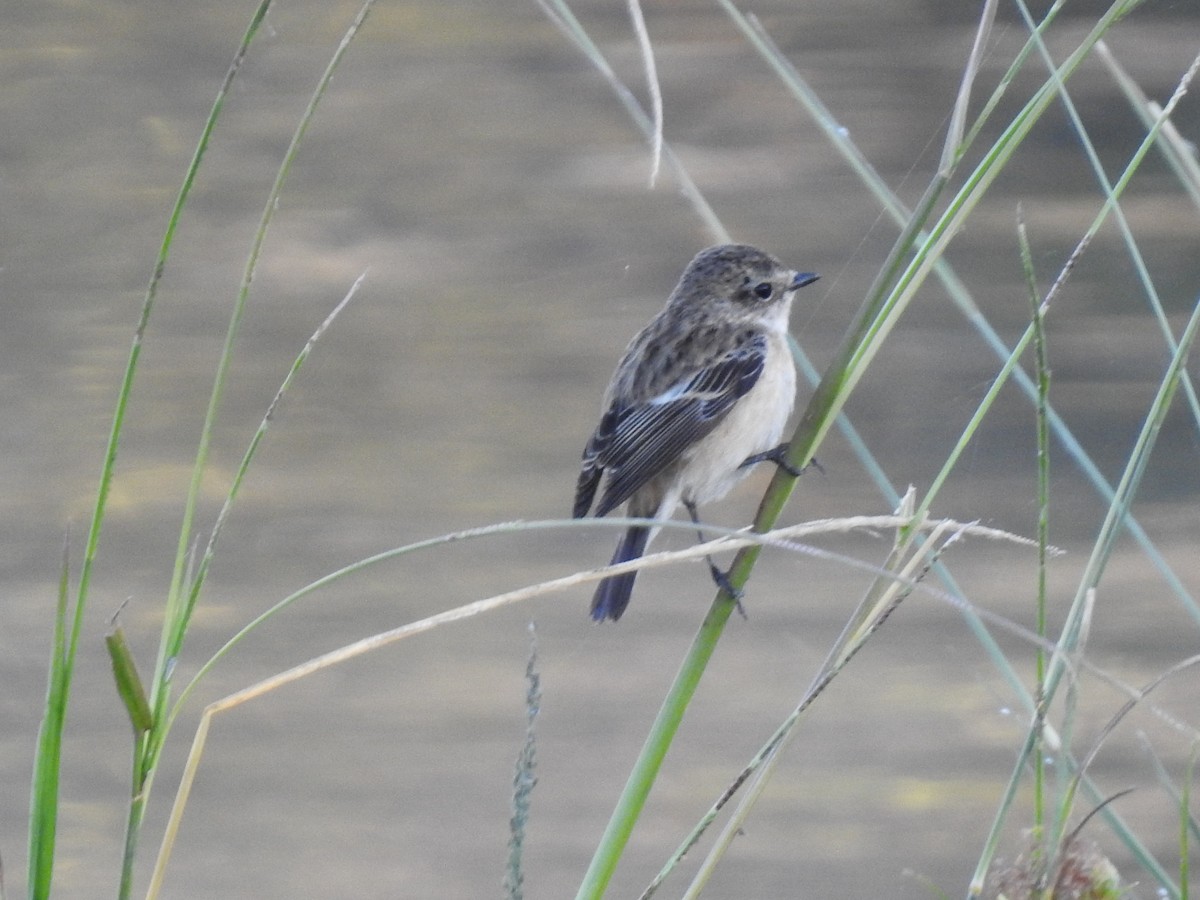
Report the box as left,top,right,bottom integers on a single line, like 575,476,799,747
790,271,820,290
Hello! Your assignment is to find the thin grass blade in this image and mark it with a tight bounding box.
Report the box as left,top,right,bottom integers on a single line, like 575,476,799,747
26,539,71,900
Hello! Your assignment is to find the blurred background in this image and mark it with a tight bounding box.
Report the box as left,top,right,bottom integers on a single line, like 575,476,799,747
3,0,1199,896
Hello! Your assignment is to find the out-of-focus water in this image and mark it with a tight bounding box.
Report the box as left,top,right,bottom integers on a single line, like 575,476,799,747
3,1,1199,896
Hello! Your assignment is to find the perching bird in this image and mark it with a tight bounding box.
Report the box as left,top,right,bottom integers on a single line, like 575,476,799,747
573,244,819,621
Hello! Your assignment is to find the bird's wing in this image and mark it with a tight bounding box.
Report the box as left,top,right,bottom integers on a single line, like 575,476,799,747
573,331,767,518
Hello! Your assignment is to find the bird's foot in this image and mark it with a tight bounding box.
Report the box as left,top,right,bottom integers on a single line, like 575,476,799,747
708,562,748,620
739,442,822,478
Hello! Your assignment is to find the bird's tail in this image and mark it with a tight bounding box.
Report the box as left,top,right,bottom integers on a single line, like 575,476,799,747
590,525,650,622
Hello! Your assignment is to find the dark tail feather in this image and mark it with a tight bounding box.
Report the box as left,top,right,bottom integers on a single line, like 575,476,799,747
590,526,650,622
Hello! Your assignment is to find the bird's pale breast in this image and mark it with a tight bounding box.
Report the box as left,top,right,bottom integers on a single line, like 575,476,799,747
675,329,796,506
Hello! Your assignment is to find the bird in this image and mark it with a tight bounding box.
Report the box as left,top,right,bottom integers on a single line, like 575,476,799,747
573,244,819,621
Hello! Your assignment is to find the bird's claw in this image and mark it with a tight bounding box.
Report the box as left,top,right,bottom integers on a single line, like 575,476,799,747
739,442,821,478
708,563,748,619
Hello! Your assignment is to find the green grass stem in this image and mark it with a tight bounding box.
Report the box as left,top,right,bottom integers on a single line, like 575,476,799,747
1097,41,1200,211
1017,210,1051,831
1183,749,1195,900
26,541,71,900
573,600,737,899
504,623,542,900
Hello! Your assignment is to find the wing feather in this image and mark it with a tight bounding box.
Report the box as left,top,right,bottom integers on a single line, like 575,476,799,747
573,332,766,518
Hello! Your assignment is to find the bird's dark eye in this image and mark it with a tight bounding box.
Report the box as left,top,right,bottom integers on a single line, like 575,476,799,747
753,282,773,299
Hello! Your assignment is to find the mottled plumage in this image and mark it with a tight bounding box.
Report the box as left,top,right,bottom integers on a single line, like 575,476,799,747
574,244,819,621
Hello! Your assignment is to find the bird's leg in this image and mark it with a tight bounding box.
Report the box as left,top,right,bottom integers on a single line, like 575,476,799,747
739,442,823,478
684,500,747,618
